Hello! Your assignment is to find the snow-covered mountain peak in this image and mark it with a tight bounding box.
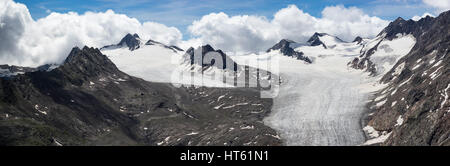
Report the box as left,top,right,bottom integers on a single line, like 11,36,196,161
183,44,237,71
266,39,312,63
376,13,439,41
266,39,297,52
118,33,142,51
346,12,449,76
101,33,143,51
307,32,344,49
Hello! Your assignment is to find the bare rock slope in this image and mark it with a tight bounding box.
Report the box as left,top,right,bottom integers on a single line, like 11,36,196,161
0,46,280,146
365,11,449,146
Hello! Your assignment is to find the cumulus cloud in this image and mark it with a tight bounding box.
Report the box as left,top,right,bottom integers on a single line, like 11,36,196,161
0,0,32,65
0,0,182,67
0,1,392,66
187,12,278,54
423,0,450,13
187,5,389,53
317,5,388,42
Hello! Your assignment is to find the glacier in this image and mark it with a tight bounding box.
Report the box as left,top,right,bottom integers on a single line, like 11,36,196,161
231,35,415,145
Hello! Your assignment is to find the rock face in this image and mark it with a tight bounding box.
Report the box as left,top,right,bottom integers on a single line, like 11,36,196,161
184,44,238,71
0,46,281,146
267,39,312,63
101,33,141,51
353,36,363,44
183,45,278,88
118,33,141,51
378,16,434,40
365,11,450,146
307,32,329,48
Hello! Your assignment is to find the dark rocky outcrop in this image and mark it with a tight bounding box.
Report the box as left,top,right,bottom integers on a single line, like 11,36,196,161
183,45,279,88
0,46,281,146
307,32,328,48
348,39,381,76
184,44,238,71
307,32,344,48
353,36,363,44
378,16,434,40
118,33,141,51
267,39,312,63
101,33,142,51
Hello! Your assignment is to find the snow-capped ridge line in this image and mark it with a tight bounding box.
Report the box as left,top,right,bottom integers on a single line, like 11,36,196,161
101,33,183,52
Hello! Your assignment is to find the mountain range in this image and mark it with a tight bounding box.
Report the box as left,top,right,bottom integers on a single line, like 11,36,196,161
0,10,448,146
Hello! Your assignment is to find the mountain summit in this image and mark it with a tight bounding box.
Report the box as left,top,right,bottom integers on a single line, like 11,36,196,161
101,33,142,51
117,33,141,51
307,32,344,49
267,39,312,63
63,46,123,79
377,15,434,40
184,44,238,71
307,32,328,48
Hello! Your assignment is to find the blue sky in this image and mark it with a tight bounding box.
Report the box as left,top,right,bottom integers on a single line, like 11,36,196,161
16,0,435,36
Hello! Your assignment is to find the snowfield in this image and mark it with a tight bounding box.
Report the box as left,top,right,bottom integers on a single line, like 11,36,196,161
102,44,236,87
103,45,180,83
362,33,416,75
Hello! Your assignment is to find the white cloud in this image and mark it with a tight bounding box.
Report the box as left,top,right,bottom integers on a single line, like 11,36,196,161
0,0,33,65
0,1,392,66
318,5,388,42
423,0,450,13
187,12,278,54
187,5,389,53
411,12,435,21
0,0,182,67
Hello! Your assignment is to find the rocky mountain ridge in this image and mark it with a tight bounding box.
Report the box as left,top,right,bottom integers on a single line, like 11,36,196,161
0,46,281,146
363,11,450,145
